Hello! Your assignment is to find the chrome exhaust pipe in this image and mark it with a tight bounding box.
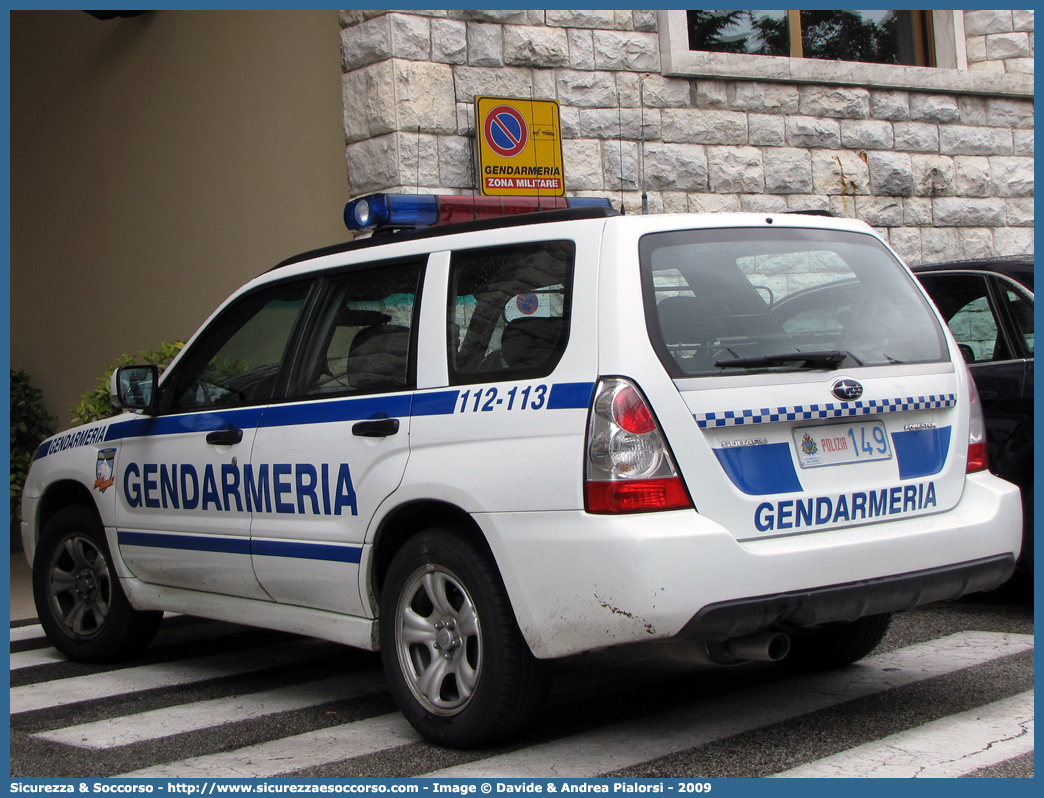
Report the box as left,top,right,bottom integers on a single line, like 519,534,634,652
613,631,790,665
709,631,791,664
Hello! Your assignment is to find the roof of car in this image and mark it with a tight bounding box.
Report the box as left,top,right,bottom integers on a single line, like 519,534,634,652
911,255,1034,293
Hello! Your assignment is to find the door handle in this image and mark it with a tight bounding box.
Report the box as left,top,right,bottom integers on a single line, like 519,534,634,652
978,390,998,406
352,418,400,438
206,427,244,445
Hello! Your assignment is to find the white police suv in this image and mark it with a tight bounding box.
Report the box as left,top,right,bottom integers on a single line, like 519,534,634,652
22,195,1022,748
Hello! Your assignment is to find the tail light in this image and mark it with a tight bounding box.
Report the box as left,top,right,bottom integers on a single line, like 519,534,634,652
965,371,989,473
586,378,692,514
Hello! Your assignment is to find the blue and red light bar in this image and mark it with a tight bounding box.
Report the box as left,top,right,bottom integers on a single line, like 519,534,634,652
344,193,613,232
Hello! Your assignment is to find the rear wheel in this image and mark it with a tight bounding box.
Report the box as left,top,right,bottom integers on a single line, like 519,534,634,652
379,528,551,748
33,505,162,662
779,612,893,671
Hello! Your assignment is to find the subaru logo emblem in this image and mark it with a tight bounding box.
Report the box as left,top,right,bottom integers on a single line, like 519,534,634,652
832,379,863,401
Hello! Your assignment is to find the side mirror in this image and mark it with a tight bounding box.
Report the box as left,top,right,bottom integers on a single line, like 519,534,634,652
110,365,159,412
957,343,976,364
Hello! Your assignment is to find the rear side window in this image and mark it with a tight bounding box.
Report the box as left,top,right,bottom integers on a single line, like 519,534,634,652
640,227,947,378
288,260,424,398
448,241,574,384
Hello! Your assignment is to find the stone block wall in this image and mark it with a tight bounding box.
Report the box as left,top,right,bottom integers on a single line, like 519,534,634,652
965,10,1034,74
340,10,1033,264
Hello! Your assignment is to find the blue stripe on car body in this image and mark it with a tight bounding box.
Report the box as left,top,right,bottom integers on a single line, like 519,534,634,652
713,443,804,495
34,382,596,461
891,427,953,480
118,530,363,564
712,425,952,495
117,530,251,555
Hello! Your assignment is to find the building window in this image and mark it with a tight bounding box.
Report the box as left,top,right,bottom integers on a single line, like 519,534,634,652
658,10,1032,96
687,10,933,67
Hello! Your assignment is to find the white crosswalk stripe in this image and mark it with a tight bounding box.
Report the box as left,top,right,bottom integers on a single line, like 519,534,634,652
10,615,185,646
11,619,270,671
772,690,1034,778
100,631,1037,778
11,622,1033,779
35,672,389,749
122,713,421,779
11,639,334,714
10,624,47,644
423,632,1033,779
11,647,67,670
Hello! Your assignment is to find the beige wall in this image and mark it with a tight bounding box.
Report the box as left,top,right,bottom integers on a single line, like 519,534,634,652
11,10,349,429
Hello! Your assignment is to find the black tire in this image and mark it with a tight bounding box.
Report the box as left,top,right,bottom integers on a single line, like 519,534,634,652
379,528,552,748
779,612,893,672
33,505,162,663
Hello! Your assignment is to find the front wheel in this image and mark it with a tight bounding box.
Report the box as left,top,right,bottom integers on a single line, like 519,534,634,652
33,505,162,662
779,612,893,671
379,528,551,748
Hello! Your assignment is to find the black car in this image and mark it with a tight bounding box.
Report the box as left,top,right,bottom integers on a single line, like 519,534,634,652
913,257,1034,574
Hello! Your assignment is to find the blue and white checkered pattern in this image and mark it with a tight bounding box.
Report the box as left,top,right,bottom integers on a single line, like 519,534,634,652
694,394,957,429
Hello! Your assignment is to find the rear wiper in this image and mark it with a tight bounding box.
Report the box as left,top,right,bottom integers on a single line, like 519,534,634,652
714,349,848,370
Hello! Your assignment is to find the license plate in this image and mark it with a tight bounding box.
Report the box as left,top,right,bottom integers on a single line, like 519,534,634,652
794,420,892,468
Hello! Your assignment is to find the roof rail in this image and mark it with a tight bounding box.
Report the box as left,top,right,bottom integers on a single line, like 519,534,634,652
270,204,620,272
784,209,837,218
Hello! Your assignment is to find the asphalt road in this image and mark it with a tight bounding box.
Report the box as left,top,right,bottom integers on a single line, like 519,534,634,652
10,572,1033,779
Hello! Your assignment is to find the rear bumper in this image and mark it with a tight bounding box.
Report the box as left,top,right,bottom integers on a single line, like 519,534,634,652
479,471,1021,659
676,554,1015,641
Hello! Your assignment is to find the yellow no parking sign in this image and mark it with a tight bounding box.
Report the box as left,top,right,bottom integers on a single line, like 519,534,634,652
476,96,565,197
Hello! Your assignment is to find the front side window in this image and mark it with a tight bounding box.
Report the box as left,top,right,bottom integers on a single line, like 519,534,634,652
641,227,947,378
167,282,311,411
448,241,575,385
687,10,932,66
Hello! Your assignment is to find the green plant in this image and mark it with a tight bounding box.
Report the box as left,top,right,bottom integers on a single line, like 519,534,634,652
71,341,185,426
11,370,56,528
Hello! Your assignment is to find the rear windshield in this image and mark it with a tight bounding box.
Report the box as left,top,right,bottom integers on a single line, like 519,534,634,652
640,227,947,378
